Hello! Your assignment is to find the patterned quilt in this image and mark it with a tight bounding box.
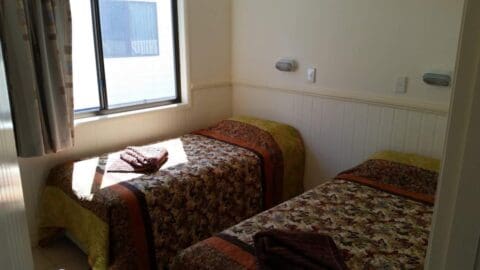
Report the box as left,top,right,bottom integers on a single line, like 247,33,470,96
172,152,440,270
39,117,305,270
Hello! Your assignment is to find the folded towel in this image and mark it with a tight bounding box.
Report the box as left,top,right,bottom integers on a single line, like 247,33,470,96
119,149,144,168
121,147,168,167
108,146,168,173
254,230,348,270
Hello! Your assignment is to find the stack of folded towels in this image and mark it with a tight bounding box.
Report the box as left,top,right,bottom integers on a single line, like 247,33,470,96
108,146,169,173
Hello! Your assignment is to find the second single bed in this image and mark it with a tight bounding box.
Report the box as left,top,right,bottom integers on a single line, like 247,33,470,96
172,151,440,270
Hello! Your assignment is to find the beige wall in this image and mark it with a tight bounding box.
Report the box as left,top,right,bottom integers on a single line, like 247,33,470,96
189,0,231,86
232,0,463,187
19,0,232,244
232,0,463,106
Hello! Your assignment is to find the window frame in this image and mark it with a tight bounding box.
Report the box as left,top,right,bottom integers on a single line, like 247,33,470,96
75,0,182,118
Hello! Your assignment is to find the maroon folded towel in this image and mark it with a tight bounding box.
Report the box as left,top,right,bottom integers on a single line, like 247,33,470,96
254,230,348,270
108,146,168,173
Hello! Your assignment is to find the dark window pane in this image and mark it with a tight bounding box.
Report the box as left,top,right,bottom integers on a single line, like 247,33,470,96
99,0,160,58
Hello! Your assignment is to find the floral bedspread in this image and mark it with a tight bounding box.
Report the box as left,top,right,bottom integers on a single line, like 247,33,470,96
172,154,439,270
39,118,305,270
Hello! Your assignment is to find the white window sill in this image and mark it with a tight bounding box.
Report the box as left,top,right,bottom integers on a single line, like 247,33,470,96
74,101,191,127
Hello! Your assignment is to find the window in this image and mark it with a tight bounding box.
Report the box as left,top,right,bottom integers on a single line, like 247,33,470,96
72,0,181,115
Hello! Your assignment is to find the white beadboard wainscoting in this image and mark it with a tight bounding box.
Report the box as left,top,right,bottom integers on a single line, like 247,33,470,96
233,84,449,190
19,86,232,244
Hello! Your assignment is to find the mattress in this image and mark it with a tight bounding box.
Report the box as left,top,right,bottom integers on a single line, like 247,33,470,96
172,151,440,270
38,116,305,269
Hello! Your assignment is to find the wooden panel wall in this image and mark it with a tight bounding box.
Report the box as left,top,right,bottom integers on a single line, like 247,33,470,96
233,84,448,189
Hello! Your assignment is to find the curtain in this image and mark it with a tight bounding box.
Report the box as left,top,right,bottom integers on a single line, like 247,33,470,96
0,0,74,157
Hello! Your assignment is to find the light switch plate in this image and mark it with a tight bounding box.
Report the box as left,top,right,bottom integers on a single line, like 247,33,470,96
395,76,408,93
307,68,316,83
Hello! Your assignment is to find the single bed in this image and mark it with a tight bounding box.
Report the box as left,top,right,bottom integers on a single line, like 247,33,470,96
38,116,305,269
172,151,440,270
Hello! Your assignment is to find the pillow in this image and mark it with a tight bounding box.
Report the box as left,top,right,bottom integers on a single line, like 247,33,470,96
336,151,441,205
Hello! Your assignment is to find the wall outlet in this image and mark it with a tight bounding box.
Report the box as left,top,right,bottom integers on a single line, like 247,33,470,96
395,76,408,93
307,68,316,83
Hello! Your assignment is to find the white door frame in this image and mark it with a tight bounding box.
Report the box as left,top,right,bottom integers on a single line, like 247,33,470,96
425,0,480,268
0,41,34,268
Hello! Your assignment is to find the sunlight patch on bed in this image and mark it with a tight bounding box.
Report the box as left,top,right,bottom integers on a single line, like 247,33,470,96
72,138,189,198
71,157,100,200
160,138,188,169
